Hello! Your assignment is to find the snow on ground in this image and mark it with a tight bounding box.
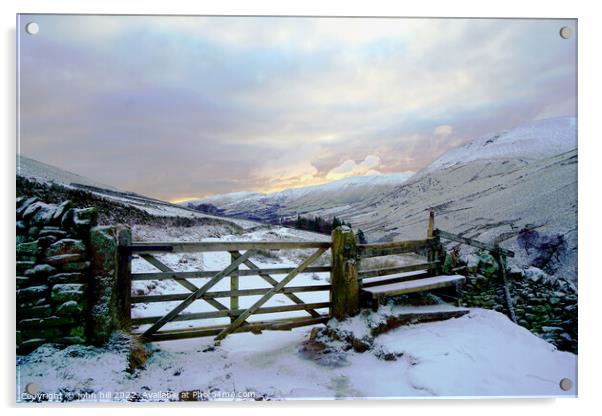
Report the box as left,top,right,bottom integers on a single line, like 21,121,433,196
16,308,576,401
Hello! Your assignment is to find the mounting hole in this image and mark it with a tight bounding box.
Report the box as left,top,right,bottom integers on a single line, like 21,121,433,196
25,382,39,395
25,22,39,35
559,378,573,391
559,26,572,39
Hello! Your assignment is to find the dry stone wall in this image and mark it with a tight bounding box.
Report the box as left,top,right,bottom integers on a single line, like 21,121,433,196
16,197,123,353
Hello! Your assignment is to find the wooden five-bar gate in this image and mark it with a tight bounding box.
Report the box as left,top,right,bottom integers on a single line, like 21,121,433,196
117,212,514,343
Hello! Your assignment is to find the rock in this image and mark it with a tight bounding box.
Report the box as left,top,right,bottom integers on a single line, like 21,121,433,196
18,338,47,352
17,285,49,300
24,264,57,278
523,266,548,283
16,241,40,257
61,261,91,272
477,252,499,278
46,239,86,257
16,276,31,288
60,208,75,230
18,304,52,319
48,272,86,285
69,326,86,338
25,202,56,225
51,283,87,302
351,337,371,353
56,300,85,316
55,336,85,344
16,261,35,274
22,327,64,340
50,200,72,224
19,316,76,328
45,253,85,266
39,228,68,239
28,226,39,238
16,196,38,218
16,220,27,235
74,207,98,226
37,235,58,248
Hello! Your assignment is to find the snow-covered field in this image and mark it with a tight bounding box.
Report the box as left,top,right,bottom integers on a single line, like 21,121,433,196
16,308,576,401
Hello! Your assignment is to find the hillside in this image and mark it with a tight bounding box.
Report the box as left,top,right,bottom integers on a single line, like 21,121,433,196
196,117,577,281
188,172,415,223
16,155,260,231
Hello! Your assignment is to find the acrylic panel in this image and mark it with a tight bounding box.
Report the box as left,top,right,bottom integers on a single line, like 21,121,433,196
16,14,577,402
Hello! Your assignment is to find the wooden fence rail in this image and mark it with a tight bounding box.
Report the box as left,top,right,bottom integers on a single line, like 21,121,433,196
119,239,333,343
116,210,516,342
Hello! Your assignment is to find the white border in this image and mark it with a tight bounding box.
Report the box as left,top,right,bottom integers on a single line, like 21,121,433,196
2,1,600,415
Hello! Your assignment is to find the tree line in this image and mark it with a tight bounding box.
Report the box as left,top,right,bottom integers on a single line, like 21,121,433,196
282,214,367,243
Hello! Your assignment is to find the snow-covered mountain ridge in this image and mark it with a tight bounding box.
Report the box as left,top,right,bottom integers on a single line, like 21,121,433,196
417,116,576,177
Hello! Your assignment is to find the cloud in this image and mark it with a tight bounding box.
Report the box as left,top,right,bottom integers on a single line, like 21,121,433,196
326,155,382,181
17,15,577,200
434,125,453,138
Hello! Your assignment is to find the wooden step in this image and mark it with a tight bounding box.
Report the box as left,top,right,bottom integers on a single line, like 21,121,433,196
361,270,430,288
362,274,465,298
370,305,470,335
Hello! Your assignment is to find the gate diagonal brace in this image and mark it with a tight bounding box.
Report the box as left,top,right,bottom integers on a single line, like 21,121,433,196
141,249,258,339
139,253,228,312
230,252,321,318
214,247,328,342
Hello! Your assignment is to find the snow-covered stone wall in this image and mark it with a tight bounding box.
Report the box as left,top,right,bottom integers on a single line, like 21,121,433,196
16,197,123,353
460,253,577,353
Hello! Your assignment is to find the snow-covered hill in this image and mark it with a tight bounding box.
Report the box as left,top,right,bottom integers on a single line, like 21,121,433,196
190,117,578,281
188,172,415,222
16,155,260,230
417,116,576,177
18,155,119,190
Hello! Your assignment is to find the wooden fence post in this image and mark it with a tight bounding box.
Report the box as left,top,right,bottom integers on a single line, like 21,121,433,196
330,226,360,320
117,228,132,330
494,245,518,323
229,251,239,322
427,209,435,239
426,209,441,275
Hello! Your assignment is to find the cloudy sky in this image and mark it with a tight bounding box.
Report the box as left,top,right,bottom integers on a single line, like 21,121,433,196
18,15,576,202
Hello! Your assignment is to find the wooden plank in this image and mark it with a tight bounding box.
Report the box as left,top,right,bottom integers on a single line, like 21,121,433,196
361,271,431,288
362,274,466,297
131,284,332,303
231,252,321,318
358,262,439,279
131,302,331,325
140,249,257,339
117,229,132,330
138,253,228,313
358,239,433,259
214,247,329,341
131,266,332,281
145,315,329,341
434,229,514,257
229,252,239,323
128,241,331,253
